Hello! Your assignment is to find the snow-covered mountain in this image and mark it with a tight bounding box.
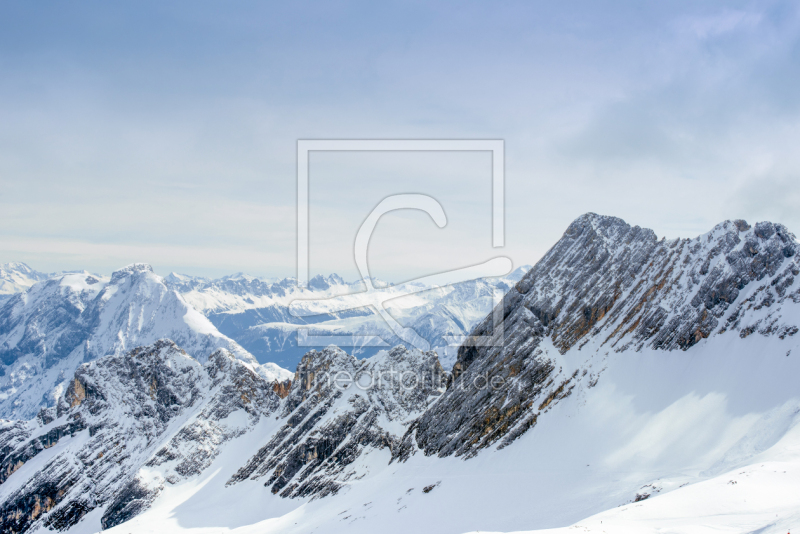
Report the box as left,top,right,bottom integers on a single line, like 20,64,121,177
164,272,355,312
0,263,51,302
1,213,799,534
0,340,282,533
171,267,531,370
0,264,290,420
0,261,532,374
401,214,800,459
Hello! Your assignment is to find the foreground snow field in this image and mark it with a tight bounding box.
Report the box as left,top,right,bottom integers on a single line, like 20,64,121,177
487,446,800,534
479,414,800,534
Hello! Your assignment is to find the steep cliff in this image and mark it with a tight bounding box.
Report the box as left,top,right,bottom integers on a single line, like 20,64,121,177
399,214,800,459
0,340,281,533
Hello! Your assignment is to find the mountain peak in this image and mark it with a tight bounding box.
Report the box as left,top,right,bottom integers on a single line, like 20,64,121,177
307,273,346,291
0,262,51,296
0,261,35,273
0,262,278,419
565,212,657,246
111,263,154,281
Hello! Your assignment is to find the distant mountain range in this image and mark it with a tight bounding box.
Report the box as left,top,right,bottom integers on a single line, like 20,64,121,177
0,261,529,419
0,262,52,302
0,264,291,420
167,266,530,370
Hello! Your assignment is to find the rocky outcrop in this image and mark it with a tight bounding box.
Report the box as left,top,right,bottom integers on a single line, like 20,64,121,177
228,346,446,498
272,379,292,399
396,214,800,460
141,348,280,483
0,339,281,533
504,215,799,354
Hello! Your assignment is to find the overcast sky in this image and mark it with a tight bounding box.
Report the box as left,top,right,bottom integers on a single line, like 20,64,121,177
1,1,799,281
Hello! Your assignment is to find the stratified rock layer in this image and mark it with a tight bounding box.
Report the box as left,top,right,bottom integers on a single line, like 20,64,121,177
0,340,280,533
399,214,800,459
229,345,446,498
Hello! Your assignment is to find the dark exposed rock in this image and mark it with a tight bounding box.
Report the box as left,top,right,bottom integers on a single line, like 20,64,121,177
229,346,446,498
0,339,280,533
101,476,161,530
0,418,86,486
272,379,292,399
396,214,800,460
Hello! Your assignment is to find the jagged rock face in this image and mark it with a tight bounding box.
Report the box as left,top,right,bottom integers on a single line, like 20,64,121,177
398,214,800,460
0,342,445,532
272,378,292,399
228,346,446,498
0,340,280,533
0,264,273,420
140,347,280,480
505,215,799,353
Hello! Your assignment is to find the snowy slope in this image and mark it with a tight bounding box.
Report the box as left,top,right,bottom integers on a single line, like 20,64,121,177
0,264,290,420
484,420,800,534
92,333,800,534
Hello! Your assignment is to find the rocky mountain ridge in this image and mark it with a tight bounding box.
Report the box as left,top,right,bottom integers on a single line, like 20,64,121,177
397,213,800,460
0,264,290,420
0,339,445,533
228,345,446,498
0,340,282,533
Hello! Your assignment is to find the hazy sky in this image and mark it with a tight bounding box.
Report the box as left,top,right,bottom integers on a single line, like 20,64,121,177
1,1,799,281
